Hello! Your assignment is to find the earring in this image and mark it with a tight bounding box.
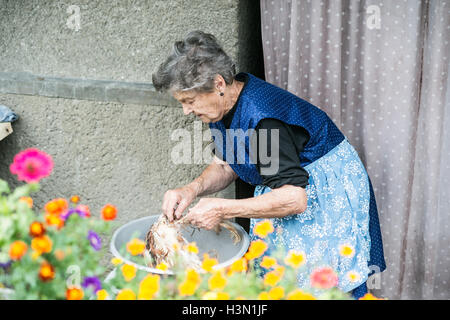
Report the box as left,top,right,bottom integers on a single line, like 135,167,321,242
219,92,224,96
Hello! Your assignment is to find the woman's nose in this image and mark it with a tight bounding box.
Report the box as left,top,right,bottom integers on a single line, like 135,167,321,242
182,104,193,115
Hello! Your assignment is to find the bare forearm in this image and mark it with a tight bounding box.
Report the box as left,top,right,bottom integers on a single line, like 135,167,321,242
187,157,237,197
220,185,307,219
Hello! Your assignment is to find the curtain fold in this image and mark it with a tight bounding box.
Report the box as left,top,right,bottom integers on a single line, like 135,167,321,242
260,0,449,299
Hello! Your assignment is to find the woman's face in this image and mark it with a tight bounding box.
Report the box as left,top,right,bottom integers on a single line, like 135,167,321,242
172,89,225,123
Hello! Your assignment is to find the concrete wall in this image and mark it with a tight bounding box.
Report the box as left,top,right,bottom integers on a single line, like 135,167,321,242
0,1,262,228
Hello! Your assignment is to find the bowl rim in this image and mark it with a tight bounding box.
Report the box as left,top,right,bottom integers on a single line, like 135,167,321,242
109,215,250,275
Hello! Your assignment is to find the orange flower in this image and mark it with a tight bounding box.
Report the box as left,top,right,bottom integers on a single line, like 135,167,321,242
19,196,33,208
359,293,384,300
202,254,218,272
253,220,274,238
70,195,80,204
284,250,306,269
29,221,46,237
44,213,64,229
286,289,316,300
260,256,277,269
31,235,53,254
39,262,55,282
121,264,137,282
9,240,28,260
66,287,84,300
208,271,227,291
116,288,136,300
54,249,65,261
244,240,268,260
101,204,117,220
44,198,68,216
126,238,146,256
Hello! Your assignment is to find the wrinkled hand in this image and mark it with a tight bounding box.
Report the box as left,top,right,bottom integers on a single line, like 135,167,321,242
162,185,197,222
180,198,224,230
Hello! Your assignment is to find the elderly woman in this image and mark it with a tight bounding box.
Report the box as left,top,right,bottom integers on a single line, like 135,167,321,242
152,31,385,298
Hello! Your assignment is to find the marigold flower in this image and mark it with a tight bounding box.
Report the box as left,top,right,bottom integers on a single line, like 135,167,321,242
54,249,65,261
184,242,199,254
44,198,68,216
44,213,64,229
9,148,53,183
116,288,136,300
19,196,33,208
178,268,201,296
286,289,316,300
156,262,168,271
244,240,268,260
111,257,123,266
9,240,28,260
96,289,108,300
208,271,227,291
126,238,146,256
185,268,201,285
268,286,285,300
339,244,355,258
202,291,218,300
121,264,137,282
228,257,247,275
284,250,306,269
264,270,282,287
101,204,117,220
29,221,46,237
258,292,270,300
39,262,55,282
216,292,230,300
260,256,277,269
138,274,160,300
66,287,84,300
202,254,218,272
359,293,384,300
31,235,52,254
253,220,274,238
310,267,338,289
70,195,80,204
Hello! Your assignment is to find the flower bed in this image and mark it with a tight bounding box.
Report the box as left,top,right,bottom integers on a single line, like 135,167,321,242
0,148,383,300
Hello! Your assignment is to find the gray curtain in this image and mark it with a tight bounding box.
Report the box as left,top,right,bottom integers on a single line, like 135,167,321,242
260,0,449,299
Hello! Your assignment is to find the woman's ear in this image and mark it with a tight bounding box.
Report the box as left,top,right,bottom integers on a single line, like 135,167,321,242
214,74,227,93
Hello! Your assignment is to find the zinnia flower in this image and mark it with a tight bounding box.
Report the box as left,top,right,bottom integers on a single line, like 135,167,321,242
82,276,102,293
101,204,117,220
31,235,52,254
126,238,146,256
44,213,64,229
39,262,55,282
29,221,46,237
87,230,102,251
9,148,53,183
310,267,339,289
61,208,88,221
66,287,84,300
76,204,91,217
9,240,28,260
253,220,274,238
70,195,80,203
44,198,68,216
284,250,306,269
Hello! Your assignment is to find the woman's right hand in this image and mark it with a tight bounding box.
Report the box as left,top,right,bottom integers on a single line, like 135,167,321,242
162,184,198,222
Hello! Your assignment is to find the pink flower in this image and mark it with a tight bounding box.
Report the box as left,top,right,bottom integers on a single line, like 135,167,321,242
310,267,339,289
10,148,53,183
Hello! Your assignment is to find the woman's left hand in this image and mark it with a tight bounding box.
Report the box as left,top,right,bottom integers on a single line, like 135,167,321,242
181,198,225,230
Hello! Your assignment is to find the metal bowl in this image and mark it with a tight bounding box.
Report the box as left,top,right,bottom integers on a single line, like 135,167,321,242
110,215,250,275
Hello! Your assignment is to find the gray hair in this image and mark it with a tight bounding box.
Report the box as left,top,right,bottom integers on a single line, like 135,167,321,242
152,31,236,93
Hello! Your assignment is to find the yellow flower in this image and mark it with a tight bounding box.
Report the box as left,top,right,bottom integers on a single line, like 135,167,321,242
96,289,108,300
126,238,146,256
184,242,199,254
111,257,123,266
185,268,201,285
253,220,275,238
244,240,268,260
264,270,282,287
359,293,384,300
202,254,218,272
31,235,53,254
138,274,160,300
116,288,136,300
339,244,355,258
284,250,306,269
208,271,227,291
268,286,285,300
228,257,247,275
202,291,218,300
260,256,277,269
156,262,169,271
286,289,316,300
121,264,137,282
258,292,270,300
346,270,361,283
178,280,197,296
216,292,230,300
